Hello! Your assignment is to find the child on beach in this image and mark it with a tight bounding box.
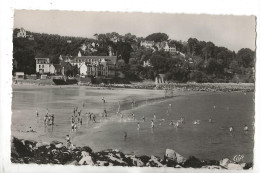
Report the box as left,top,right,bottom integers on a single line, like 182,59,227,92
65,135,71,148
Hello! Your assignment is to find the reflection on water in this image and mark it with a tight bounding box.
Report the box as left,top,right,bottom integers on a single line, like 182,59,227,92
12,87,254,162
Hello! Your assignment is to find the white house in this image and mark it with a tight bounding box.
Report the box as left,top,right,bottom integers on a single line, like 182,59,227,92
35,58,50,74
140,41,154,48
49,64,56,74
17,28,27,38
163,42,176,53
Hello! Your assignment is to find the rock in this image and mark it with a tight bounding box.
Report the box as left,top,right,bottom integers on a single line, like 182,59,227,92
227,163,243,170
219,158,232,168
146,155,165,167
65,160,78,165
79,151,94,165
97,161,109,166
183,156,204,168
129,155,144,167
165,149,186,164
202,165,224,169
138,155,150,165
36,142,50,148
51,140,63,145
243,162,253,169
55,143,63,149
175,164,183,168
11,137,34,159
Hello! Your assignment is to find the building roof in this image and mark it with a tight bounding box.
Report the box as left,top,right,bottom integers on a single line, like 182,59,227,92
71,56,117,64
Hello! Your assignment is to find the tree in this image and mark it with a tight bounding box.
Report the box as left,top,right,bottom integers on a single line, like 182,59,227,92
145,33,169,42
237,48,255,68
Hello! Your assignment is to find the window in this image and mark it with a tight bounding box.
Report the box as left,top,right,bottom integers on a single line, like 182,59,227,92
39,65,41,68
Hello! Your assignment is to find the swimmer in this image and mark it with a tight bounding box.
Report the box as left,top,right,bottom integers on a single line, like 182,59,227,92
229,126,233,132
213,105,216,109
137,122,140,130
151,120,154,128
124,132,127,141
176,121,180,128
132,113,135,120
71,123,75,132
153,114,156,120
27,126,34,132
244,125,248,131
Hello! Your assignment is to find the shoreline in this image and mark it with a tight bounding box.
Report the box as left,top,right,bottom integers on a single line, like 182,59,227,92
12,80,254,92
11,136,253,169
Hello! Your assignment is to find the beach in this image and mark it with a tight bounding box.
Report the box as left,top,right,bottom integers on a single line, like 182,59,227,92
11,83,254,163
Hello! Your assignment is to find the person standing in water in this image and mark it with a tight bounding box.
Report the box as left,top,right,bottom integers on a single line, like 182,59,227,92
229,126,233,132
124,132,127,141
132,113,135,120
142,116,145,122
36,110,39,117
137,122,140,130
153,114,156,120
102,97,106,103
244,125,249,131
151,120,154,128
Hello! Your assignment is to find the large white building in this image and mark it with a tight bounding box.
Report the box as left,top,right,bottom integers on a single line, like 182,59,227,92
35,58,51,74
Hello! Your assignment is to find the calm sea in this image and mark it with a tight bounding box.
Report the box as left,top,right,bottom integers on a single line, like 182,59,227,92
12,87,254,162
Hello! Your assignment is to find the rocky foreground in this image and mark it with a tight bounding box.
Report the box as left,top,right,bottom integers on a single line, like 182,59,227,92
11,137,253,169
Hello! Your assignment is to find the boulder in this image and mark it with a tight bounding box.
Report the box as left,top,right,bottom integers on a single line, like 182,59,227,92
36,142,50,148
219,158,232,168
55,143,63,149
227,163,243,170
146,155,165,167
165,149,185,164
79,151,94,165
11,137,34,159
243,162,253,169
183,156,204,168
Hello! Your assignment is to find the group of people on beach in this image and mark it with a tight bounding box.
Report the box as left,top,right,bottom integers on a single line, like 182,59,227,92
42,109,55,126
71,107,83,132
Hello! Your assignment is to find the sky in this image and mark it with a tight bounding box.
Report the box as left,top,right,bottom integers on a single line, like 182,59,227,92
14,10,256,52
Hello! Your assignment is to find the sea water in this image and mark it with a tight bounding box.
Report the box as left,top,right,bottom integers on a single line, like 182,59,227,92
12,87,254,162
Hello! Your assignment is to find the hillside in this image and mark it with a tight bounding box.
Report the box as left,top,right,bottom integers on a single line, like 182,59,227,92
13,29,255,83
